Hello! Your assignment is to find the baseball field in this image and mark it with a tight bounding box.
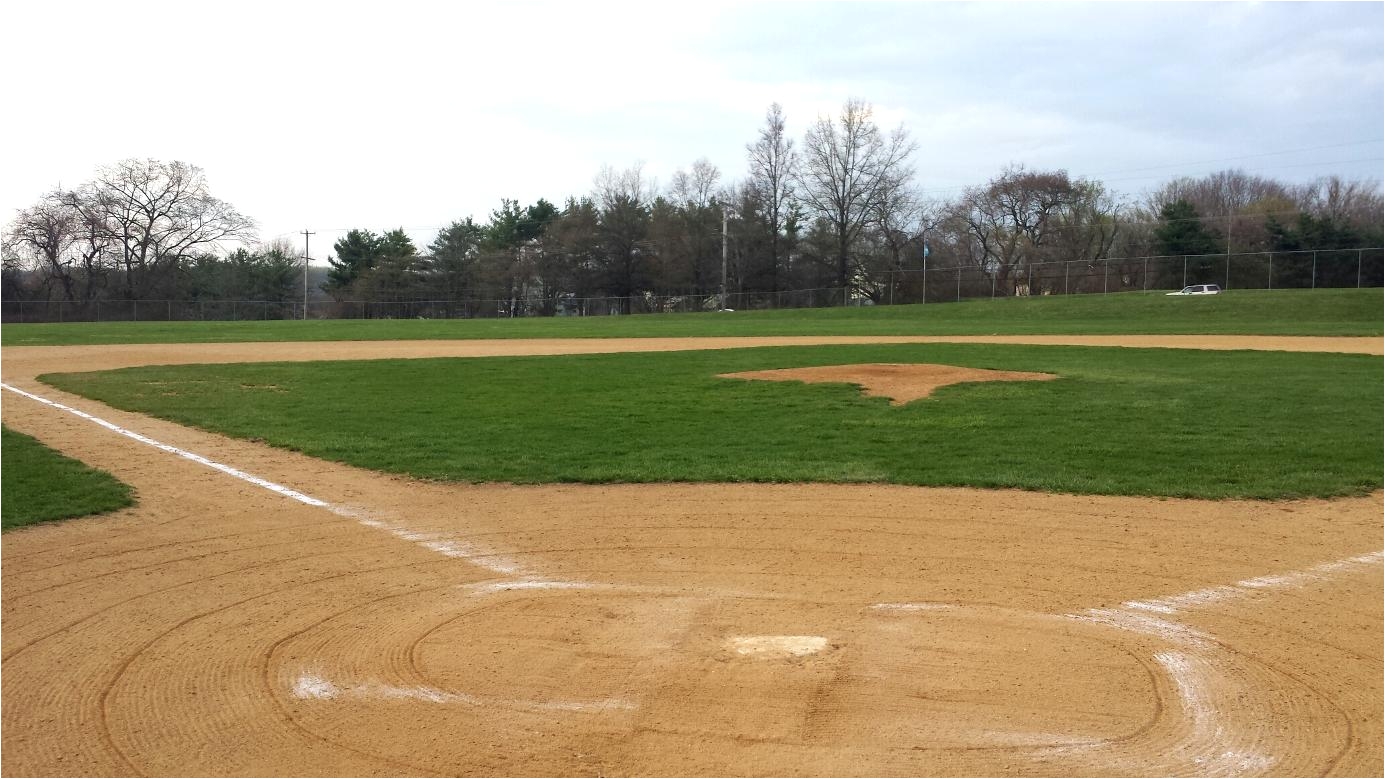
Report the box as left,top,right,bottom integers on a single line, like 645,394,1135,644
2,290,1381,776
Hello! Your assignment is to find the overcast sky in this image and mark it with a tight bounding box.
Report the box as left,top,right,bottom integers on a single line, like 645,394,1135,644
2,1,1381,258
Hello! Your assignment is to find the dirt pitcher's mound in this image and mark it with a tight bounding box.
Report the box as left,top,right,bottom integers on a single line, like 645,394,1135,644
721,362,1057,405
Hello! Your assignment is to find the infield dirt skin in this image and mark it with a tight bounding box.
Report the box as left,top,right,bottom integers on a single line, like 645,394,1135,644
2,336,1381,777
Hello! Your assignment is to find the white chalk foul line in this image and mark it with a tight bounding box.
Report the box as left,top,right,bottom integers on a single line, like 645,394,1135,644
1117,550,1384,617
0,382,526,575
1070,549,1384,643
2,382,328,507
292,672,636,713
1056,549,1384,775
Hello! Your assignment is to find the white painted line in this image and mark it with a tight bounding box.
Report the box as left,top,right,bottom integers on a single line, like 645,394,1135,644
0,382,526,575
291,672,636,712
463,579,596,596
1049,553,1384,775
2,382,328,507
1116,550,1385,618
870,602,956,612
1153,651,1276,775
1070,608,1213,646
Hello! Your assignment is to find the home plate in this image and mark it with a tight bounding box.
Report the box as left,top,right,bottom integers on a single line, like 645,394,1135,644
726,635,829,657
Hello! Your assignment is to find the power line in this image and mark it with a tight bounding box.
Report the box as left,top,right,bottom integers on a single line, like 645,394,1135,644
914,155,1384,196
1073,138,1383,177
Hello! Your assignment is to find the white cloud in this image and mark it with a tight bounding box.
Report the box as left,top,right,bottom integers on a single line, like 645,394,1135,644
2,0,1380,249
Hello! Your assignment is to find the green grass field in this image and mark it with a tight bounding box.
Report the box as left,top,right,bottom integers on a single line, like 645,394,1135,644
2,426,135,530
5,289,1381,346
41,343,1383,500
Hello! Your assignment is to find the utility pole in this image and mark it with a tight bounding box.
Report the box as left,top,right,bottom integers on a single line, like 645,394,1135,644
301,229,315,320
921,235,929,305
721,209,729,310
1225,210,1232,290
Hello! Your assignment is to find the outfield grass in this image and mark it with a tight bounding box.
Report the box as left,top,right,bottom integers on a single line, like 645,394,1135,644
5,289,1381,346
41,343,1382,499
2,426,135,530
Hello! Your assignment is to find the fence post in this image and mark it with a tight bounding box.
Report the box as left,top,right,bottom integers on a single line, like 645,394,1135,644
990,269,996,298
1312,251,1317,290
96,301,101,321
1267,254,1273,290
956,266,961,302
1182,256,1187,287
1103,261,1108,295
1143,257,1148,290
1064,261,1069,295
1225,254,1231,290
133,300,138,322
167,300,172,321
1358,249,1363,288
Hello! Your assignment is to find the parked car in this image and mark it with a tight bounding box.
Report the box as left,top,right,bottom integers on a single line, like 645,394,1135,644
1166,284,1222,296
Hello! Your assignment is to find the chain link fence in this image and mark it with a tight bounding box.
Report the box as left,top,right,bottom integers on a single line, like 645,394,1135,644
4,248,1380,324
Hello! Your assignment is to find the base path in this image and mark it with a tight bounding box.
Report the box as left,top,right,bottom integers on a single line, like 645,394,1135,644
2,336,1380,776
1,333,1380,377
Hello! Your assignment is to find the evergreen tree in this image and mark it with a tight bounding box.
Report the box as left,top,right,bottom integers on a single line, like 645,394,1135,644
1153,200,1222,287
324,229,381,295
427,218,485,302
1153,200,1220,257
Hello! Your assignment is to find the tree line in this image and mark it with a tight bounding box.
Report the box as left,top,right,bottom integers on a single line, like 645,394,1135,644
5,101,1382,313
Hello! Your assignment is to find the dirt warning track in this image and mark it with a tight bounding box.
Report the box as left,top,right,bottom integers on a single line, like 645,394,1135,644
2,336,1381,776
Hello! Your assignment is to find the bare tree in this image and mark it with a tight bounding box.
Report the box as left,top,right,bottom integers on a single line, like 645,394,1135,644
872,174,927,277
668,158,723,294
65,159,256,298
954,166,1080,294
3,192,76,301
747,103,798,293
1294,176,1384,228
796,99,916,294
3,190,116,304
670,158,721,211
1049,181,1121,262
1145,169,1300,253
593,163,657,310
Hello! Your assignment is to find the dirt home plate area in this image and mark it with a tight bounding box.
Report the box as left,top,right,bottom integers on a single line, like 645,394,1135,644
1,335,1381,776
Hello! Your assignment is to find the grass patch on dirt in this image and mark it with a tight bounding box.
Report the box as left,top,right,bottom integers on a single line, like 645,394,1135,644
5,289,1381,346
41,343,1382,499
2,426,134,530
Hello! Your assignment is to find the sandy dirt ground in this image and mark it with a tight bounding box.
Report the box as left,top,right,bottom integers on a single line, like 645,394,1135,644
2,335,1381,777
721,363,1058,405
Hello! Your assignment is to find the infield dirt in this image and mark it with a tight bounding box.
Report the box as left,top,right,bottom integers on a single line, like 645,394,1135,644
2,336,1381,776
720,362,1058,404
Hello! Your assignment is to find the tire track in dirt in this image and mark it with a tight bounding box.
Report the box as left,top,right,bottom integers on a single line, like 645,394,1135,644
3,336,1381,776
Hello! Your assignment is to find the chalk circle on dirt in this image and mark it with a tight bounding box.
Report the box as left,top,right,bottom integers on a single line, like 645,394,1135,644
306,587,1163,751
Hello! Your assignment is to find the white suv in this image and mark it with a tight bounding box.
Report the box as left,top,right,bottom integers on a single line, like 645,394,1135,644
1166,284,1222,296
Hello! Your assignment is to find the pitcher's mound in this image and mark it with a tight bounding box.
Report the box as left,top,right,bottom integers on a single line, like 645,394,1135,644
721,363,1056,405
